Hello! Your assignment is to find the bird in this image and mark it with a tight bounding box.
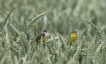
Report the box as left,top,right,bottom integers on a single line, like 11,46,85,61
35,29,49,43
70,30,77,46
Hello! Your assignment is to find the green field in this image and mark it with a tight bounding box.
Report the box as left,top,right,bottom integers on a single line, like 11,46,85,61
0,0,106,64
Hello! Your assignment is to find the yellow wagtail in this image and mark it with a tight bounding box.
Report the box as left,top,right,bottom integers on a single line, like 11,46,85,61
35,29,49,43
70,30,77,46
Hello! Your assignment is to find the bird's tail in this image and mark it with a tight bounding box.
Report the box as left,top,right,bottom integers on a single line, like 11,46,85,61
70,41,72,46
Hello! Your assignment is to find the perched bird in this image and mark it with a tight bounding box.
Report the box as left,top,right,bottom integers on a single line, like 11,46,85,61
70,30,77,46
36,29,49,43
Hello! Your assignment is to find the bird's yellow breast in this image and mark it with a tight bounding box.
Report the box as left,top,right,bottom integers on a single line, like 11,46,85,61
71,33,77,42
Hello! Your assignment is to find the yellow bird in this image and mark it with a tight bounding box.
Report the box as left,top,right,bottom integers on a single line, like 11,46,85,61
70,30,77,46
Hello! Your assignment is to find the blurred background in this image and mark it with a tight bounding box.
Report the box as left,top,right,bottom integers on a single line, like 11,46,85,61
0,0,106,41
